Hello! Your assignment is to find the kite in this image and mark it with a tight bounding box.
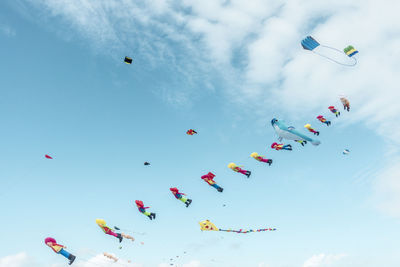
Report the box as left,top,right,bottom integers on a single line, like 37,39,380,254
250,152,272,165
186,129,197,135
301,36,357,66
45,237,76,265
328,106,341,117
124,56,132,64
343,149,350,155
199,220,276,234
316,115,331,126
271,118,320,146
340,97,350,112
170,187,192,207
135,200,156,220
144,162,150,166
271,142,292,151
103,252,118,262
45,154,53,159
201,172,223,192
96,219,134,242
304,124,319,136
344,45,358,57
227,163,251,177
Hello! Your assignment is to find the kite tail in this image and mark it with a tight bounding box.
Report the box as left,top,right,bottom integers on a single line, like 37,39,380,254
314,45,357,67
219,228,277,234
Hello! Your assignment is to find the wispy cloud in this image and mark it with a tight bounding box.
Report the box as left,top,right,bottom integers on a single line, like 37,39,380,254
303,253,346,267
0,24,16,37
0,253,37,267
373,158,400,218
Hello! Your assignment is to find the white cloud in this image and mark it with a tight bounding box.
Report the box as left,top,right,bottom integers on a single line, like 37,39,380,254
0,253,37,267
303,254,346,267
374,158,400,218
60,253,139,267
0,252,139,267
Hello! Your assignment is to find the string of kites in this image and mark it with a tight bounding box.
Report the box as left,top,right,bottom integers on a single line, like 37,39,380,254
43,34,356,266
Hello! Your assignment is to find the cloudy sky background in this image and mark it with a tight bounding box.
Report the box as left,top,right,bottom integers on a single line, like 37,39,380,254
1,0,400,266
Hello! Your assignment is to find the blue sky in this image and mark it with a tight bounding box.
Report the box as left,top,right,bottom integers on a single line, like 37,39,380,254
1,1,400,267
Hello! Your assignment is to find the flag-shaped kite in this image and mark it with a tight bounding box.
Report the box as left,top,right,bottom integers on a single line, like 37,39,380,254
199,220,276,234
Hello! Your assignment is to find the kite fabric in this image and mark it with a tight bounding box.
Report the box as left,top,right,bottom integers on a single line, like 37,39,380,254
201,172,223,192
45,154,53,159
344,45,358,57
124,56,132,64
301,36,357,67
304,124,319,136
135,200,156,220
328,106,341,117
95,219,134,242
316,115,331,126
271,142,292,151
103,252,118,262
170,187,192,207
227,163,251,177
44,237,76,265
186,129,197,135
340,97,350,111
250,152,273,165
199,220,276,234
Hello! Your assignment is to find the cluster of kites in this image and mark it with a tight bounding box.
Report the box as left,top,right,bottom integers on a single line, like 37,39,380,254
44,35,356,265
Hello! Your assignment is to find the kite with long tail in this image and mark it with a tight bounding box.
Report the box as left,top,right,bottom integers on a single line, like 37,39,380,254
301,36,358,67
199,220,276,234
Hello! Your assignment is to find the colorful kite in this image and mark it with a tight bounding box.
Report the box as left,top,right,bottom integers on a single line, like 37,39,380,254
45,154,53,159
103,252,118,262
328,106,341,117
344,45,358,57
45,237,76,265
271,118,320,146
343,149,350,155
199,220,276,234
304,124,319,136
227,163,251,177
124,56,132,64
135,200,156,220
201,172,223,192
301,36,357,66
271,142,292,151
186,129,197,135
170,187,192,207
96,219,134,242
340,97,350,111
316,115,331,126
250,152,272,165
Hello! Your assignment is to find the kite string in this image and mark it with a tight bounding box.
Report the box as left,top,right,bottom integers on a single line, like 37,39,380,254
314,45,357,67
